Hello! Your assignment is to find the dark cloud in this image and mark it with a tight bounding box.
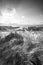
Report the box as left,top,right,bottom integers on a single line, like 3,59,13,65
0,0,43,7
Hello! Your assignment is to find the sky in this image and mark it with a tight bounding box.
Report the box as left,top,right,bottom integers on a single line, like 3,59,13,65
0,0,43,26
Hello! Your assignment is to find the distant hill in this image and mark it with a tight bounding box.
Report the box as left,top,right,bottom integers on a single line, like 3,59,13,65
0,24,43,32
0,26,20,31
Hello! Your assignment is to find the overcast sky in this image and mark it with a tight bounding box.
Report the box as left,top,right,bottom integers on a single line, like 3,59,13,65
0,0,43,26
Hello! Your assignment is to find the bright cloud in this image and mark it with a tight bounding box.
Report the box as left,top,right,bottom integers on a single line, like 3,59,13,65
0,8,43,26
0,8,29,26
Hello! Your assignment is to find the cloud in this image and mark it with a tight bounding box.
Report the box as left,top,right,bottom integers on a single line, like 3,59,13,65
0,8,30,26
0,11,2,16
0,8,20,25
0,7,42,26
